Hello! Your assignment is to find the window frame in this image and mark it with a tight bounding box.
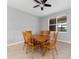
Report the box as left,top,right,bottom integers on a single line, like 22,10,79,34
48,16,67,33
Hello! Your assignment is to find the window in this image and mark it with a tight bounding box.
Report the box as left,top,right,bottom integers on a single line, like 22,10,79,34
49,18,56,31
49,25,56,31
57,16,67,32
49,18,56,24
49,16,67,32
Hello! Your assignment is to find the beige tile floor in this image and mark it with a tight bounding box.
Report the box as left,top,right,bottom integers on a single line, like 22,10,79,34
7,41,71,59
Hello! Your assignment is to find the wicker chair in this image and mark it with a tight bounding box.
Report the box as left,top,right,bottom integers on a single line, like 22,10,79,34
22,31,34,59
43,32,58,59
40,31,50,36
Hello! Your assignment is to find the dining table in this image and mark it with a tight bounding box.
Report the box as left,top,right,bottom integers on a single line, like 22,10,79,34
32,34,50,42
32,34,50,56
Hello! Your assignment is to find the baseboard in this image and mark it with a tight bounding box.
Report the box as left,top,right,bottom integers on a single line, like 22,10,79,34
7,39,71,47
58,39,71,44
7,41,23,47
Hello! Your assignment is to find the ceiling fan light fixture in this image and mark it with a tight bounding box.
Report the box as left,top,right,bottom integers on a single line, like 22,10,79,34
40,4,44,7
33,0,52,11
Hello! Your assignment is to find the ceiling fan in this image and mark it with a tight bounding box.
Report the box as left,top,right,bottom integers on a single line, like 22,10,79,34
33,0,52,11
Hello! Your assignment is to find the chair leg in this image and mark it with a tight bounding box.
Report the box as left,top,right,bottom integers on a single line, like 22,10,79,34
41,46,48,56
31,47,34,59
42,47,47,56
24,44,29,54
52,49,54,59
55,47,58,55
23,44,25,50
25,48,29,54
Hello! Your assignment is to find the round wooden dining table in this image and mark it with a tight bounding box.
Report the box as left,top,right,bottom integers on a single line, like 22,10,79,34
32,34,50,56
32,35,50,42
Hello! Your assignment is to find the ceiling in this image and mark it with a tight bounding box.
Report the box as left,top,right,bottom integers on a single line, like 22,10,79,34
7,0,71,17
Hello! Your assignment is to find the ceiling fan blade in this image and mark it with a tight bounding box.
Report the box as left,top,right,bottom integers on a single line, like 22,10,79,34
42,0,47,3
34,0,41,4
41,7,44,10
33,5,40,8
44,4,52,7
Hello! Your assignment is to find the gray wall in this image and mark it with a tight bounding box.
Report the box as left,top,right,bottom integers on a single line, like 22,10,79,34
7,7,40,44
40,9,71,43
7,7,71,44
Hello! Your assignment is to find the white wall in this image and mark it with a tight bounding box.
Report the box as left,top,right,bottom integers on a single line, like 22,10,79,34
7,7,71,44
7,7,40,44
40,9,71,43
